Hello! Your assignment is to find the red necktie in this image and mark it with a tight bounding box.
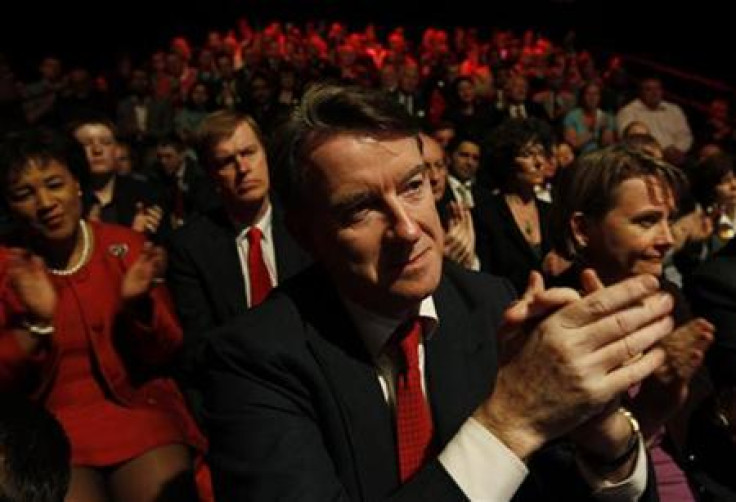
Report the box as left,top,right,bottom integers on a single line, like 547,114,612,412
246,227,272,306
395,318,434,482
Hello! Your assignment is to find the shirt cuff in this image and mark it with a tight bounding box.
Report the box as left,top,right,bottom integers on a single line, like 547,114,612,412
470,255,481,272
438,417,528,501
576,434,647,502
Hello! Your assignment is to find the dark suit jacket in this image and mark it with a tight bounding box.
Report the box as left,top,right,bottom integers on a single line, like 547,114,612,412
147,158,219,223
681,240,736,499
166,200,311,378
92,174,171,242
489,100,550,128
201,262,656,501
686,238,736,388
116,95,174,143
473,191,552,295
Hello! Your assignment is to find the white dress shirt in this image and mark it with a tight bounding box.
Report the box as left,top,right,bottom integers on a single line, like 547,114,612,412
616,98,693,152
448,175,475,208
234,202,277,307
342,296,647,501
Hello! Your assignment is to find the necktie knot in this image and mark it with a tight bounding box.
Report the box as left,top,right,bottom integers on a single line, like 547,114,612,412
247,226,263,245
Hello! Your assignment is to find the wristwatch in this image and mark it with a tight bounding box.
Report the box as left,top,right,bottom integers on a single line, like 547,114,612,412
580,407,640,473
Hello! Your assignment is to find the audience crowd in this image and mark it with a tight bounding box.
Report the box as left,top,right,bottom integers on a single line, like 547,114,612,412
1,15,736,502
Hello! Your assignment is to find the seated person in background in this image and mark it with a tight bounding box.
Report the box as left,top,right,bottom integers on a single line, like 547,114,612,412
622,120,651,139
473,118,553,295
150,134,217,229
0,129,211,502
445,134,481,208
422,133,478,269
0,394,70,502
691,153,736,247
166,111,310,412
69,116,169,239
202,82,676,502
549,144,714,501
617,77,693,166
686,236,736,499
563,81,616,154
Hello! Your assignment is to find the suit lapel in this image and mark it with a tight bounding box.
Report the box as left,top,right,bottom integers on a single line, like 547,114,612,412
296,270,398,499
202,211,249,314
425,273,491,445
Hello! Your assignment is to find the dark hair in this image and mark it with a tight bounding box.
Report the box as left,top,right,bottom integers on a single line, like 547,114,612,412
271,82,420,211
156,133,186,152
65,113,118,139
0,394,70,502
446,131,480,155
447,75,475,106
0,128,89,210
690,152,735,209
550,143,687,260
480,117,551,190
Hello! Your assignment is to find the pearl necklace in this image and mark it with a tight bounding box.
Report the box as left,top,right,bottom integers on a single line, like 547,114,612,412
48,220,91,276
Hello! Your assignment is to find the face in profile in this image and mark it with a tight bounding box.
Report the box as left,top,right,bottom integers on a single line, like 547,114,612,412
4,159,82,242
513,141,546,188
715,170,736,208
296,135,444,317
114,144,133,175
555,142,575,170
576,176,675,283
421,136,449,201
210,121,270,215
73,123,117,177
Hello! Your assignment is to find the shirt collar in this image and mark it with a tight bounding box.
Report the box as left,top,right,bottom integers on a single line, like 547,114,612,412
235,201,273,242
342,295,439,360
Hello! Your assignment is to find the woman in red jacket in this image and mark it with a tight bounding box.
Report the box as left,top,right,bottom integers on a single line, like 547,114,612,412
0,128,210,502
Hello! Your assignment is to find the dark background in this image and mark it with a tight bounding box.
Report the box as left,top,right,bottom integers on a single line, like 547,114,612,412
1,0,732,87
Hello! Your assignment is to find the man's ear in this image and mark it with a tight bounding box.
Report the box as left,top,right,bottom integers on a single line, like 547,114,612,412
570,212,590,248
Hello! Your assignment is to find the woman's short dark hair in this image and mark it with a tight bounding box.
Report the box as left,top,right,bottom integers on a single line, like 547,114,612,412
690,152,735,209
550,143,687,260
271,82,420,211
0,128,89,210
480,117,551,190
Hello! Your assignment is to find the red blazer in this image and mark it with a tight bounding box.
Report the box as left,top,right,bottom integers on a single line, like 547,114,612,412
0,222,211,499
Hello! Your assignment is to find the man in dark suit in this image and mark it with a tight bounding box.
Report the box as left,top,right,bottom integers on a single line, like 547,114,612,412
70,116,169,240
685,238,736,497
150,134,217,229
202,83,674,501
491,74,549,127
166,110,310,403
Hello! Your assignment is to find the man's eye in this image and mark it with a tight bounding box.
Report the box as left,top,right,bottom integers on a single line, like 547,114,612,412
8,189,31,202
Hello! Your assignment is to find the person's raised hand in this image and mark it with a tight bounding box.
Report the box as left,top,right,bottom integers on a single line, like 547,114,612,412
121,242,167,303
7,248,56,322
474,272,672,460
